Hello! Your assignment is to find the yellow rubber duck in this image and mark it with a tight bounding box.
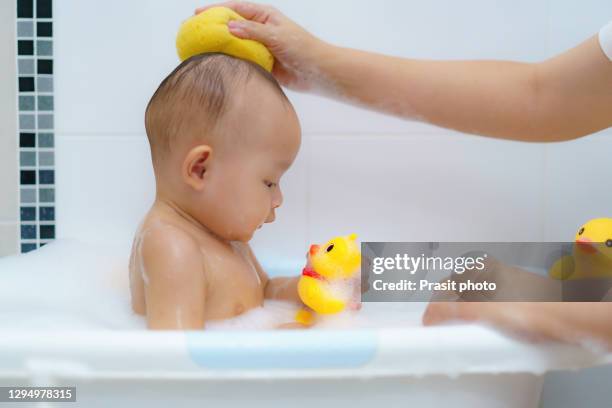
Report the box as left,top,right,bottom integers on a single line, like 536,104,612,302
295,234,361,326
175,6,274,71
549,218,612,280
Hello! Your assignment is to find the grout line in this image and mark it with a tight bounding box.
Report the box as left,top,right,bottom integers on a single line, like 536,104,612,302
13,0,20,253
57,132,147,138
33,0,38,248
304,132,311,246
541,143,548,241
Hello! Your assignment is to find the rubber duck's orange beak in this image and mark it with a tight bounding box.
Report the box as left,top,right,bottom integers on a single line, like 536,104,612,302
576,237,597,254
309,244,320,256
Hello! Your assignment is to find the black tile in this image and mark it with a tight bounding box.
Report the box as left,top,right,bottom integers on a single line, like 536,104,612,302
37,59,53,74
21,224,37,239
40,225,55,239
20,207,36,221
36,0,52,18
39,207,54,221
21,243,37,253
37,22,52,37
39,170,54,184
19,77,35,92
17,0,33,18
19,132,36,147
20,170,36,185
18,40,34,56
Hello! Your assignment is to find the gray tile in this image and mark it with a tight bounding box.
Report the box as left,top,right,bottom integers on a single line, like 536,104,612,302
36,40,52,56
37,96,53,111
37,76,53,92
20,188,36,203
18,59,34,75
19,95,35,111
19,114,35,130
38,133,54,147
20,151,36,166
39,188,54,203
17,21,34,37
38,151,54,166
38,114,53,129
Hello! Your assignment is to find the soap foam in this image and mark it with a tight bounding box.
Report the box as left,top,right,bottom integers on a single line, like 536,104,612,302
0,240,425,331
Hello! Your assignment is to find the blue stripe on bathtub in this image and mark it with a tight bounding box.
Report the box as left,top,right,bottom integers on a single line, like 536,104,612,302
186,330,377,369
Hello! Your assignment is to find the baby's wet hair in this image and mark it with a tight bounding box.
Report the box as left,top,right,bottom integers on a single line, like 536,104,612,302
145,53,288,165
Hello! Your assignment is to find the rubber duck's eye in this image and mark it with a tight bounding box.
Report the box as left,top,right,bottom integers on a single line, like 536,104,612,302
326,244,334,252
606,240,612,248
578,228,585,235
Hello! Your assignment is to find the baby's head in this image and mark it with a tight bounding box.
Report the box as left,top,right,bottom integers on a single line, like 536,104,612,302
145,53,301,242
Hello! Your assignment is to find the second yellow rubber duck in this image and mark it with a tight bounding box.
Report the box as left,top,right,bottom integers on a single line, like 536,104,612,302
549,218,612,280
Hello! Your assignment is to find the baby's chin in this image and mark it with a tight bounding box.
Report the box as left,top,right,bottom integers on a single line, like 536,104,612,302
227,224,264,243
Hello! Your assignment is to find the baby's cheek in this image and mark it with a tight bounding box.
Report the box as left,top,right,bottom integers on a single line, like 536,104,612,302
238,200,268,234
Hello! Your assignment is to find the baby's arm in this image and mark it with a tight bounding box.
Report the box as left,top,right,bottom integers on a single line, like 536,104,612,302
245,244,302,304
140,227,207,329
264,276,301,303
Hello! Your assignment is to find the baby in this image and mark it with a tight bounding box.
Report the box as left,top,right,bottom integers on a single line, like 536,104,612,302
129,53,302,329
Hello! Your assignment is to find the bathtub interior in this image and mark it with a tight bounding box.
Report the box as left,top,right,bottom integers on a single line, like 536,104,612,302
1,238,611,382
0,130,606,383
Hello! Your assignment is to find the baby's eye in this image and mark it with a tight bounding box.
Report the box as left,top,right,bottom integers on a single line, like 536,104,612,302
264,181,277,188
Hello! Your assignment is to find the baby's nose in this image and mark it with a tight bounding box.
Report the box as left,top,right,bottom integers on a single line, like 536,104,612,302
272,188,283,209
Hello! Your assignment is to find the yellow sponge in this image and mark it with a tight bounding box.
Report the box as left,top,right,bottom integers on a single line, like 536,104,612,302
176,6,274,72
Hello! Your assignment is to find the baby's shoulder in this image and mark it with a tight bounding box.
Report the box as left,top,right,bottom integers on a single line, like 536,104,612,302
136,220,202,265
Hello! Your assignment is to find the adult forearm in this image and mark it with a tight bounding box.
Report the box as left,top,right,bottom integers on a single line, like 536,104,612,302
318,36,612,142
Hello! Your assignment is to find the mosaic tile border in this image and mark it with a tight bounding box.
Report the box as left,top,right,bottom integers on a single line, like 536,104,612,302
16,0,55,253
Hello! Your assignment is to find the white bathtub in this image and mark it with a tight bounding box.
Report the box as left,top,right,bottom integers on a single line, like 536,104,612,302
0,240,611,407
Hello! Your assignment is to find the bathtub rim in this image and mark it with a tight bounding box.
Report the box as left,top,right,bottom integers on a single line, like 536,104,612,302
0,326,610,381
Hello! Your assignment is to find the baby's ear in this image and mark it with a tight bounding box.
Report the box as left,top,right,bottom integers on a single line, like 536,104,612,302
182,145,212,190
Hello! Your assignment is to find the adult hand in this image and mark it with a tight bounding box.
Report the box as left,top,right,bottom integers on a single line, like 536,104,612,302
196,2,332,91
422,256,612,348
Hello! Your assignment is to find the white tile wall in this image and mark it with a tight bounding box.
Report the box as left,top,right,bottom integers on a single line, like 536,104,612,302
55,135,155,248
546,0,612,54
307,134,546,243
54,0,612,248
543,129,612,240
